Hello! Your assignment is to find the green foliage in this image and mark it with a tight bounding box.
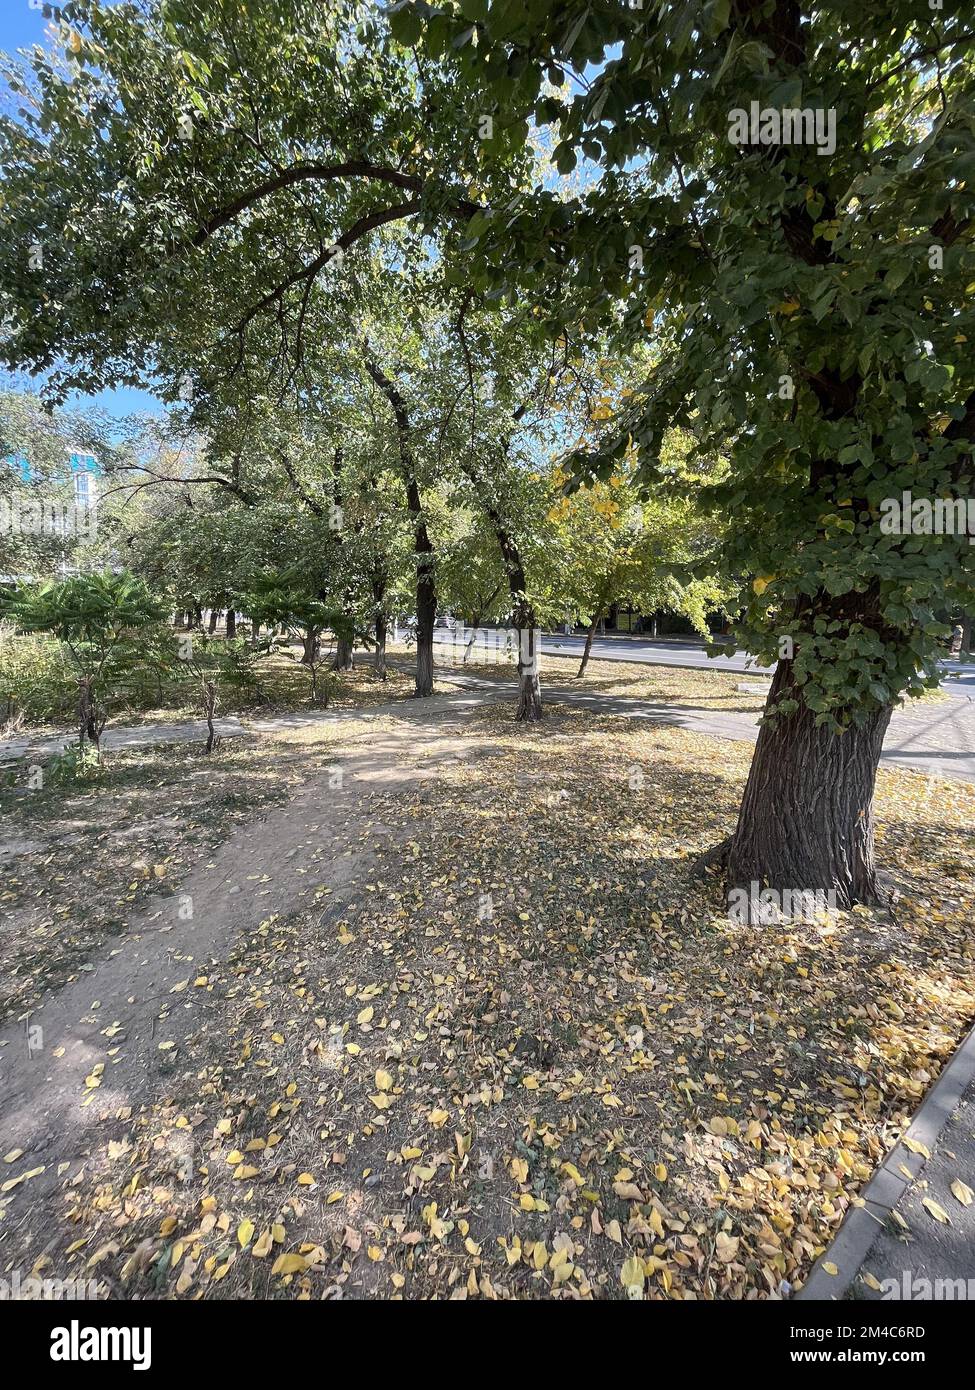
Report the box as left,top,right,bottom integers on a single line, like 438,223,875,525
0,624,76,725
243,567,354,647
1,570,168,744
406,1,975,727
4,0,970,736
46,741,104,784
2,570,166,666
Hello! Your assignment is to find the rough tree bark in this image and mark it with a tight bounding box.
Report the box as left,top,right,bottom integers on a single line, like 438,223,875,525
225,609,236,639
332,630,355,671
724,657,892,907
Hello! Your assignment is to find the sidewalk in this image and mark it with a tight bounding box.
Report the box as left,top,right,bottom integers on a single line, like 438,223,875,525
429,668,975,783
4,666,975,781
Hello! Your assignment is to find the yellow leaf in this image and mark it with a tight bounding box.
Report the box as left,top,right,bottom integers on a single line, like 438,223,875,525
271,1253,308,1276
620,1256,645,1291
922,1197,950,1224
951,1179,974,1207
903,1138,930,1159
375,1069,394,1092
237,1219,255,1249
251,1229,273,1258
715,1231,739,1263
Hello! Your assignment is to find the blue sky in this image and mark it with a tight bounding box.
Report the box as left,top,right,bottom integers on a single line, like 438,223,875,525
0,1,162,422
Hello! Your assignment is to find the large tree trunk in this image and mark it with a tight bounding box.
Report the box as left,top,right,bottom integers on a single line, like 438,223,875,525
207,608,219,635
578,608,601,678
725,659,892,909
225,609,236,639
333,633,355,671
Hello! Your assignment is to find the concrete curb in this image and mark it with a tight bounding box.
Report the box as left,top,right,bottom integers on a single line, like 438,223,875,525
795,1020,975,1301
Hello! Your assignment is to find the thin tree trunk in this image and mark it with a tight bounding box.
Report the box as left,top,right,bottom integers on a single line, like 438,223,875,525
301,627,320,665
226,609,236,639
370,570,389,680
375,612,388,680
515,605,542,722
464,611,481,665
415,571,436,697
725,659,892,908
362,349,437,697
578,608,601,678
77,676,101,757
202,679,216,754
207,608,218,635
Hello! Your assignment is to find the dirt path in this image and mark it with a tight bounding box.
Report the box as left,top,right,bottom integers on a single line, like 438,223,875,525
0,697,491,1251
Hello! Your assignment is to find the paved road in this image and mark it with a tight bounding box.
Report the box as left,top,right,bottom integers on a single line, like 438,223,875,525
433,627,975,689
